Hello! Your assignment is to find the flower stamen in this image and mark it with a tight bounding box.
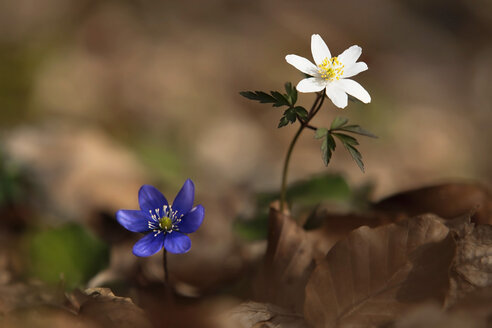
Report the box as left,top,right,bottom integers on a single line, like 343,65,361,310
318,56,344,81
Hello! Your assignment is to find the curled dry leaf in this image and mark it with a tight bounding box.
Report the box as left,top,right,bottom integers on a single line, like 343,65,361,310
374,183,492,225
304,214,456,328
225,301,308,328
255,202,325,313
445,219,492,307
75,287,153,328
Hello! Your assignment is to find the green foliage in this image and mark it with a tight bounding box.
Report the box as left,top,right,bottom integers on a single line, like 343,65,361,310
241,82,308,128
330,117,349,130
315,117,377,172
0,150,28,206
240,90,288,107
26,224,109,289
315,128,336,166
278,106,309,128
234,174,351,241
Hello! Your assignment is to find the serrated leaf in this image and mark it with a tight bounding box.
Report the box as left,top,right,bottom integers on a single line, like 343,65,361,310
315,128,328,139
284,82,293,96
284,108,297,123
295,106,308,120
278,116,289,128
330,117,349,129
240,91,277,104
271,91,291,107
339,125,378,138
321,137,332,166
285,81,298,105
333,133,359,146
346,144,365,172
327,134,336,151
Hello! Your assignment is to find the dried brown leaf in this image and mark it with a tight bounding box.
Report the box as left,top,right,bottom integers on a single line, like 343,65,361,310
445,219,492,307
226,302,308,328
255,202,325,314
77,287,153,328
304,214,456,328
374,183,492,225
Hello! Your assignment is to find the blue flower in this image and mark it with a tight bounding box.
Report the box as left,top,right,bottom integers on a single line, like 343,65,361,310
116,179,204,256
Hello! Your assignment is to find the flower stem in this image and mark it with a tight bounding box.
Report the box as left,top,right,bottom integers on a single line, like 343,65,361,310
163,249,169,284
279,92,325,212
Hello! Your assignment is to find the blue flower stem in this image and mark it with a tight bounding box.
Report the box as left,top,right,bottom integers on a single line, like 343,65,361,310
163,249,169,284
279,92,325,212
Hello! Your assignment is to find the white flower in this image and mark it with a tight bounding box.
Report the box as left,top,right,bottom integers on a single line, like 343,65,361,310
285,34,371,109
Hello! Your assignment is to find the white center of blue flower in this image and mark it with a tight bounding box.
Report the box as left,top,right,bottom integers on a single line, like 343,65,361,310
147,205,183,236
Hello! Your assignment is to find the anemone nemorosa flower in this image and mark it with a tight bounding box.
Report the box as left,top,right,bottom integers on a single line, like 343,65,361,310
285,34,371,109
116,179,204,256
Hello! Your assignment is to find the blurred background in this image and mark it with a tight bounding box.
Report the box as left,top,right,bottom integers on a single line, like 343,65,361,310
0,0,491,324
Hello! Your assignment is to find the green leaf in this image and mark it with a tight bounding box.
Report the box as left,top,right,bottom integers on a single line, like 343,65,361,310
258,173,351,209
321,137,332,166
271,91,291,107
330,116,349,129
278,116,289,128
285,82,298,105
346,144,365,172
294,106,308,120
327,134,336,151
339,125,378,138
240,91,277,104
284,108,297,123
284,82,293,94
233,214,269,240
332,133,359,146
332,133,365,172
26,224,109,289
234,173,352,241
314,128,328,139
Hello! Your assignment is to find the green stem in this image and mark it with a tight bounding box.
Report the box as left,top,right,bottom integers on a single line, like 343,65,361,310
279,92,325,212
163,249,169,284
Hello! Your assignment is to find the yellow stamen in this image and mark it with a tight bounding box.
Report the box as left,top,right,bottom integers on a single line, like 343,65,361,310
318,56,344,81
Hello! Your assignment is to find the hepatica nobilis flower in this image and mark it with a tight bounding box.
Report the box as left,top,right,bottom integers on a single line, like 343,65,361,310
286,34,371,109
116,179,204,256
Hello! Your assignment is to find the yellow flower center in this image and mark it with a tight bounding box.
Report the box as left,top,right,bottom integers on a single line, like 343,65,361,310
318,57,344,81
159,217,173,231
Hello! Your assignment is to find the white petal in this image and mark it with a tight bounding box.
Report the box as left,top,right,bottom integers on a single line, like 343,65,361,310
325,83,348,109
342,62,368,78
338,45,362,66
311,34,331,66
338,79,371,103
285,54,318,76
296,77,326,93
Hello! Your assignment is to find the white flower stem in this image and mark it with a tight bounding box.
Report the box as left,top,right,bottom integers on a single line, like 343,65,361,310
280,92,325,212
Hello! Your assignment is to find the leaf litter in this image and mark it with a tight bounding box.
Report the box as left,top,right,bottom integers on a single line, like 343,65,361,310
1,180,492,327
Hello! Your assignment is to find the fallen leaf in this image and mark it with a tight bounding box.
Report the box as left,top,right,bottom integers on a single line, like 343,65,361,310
445,219,492,307
304,214,456,328
306,210,400,254
76,287,153,328
226,301,308,328
254,202,323,314
374,183,492,225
